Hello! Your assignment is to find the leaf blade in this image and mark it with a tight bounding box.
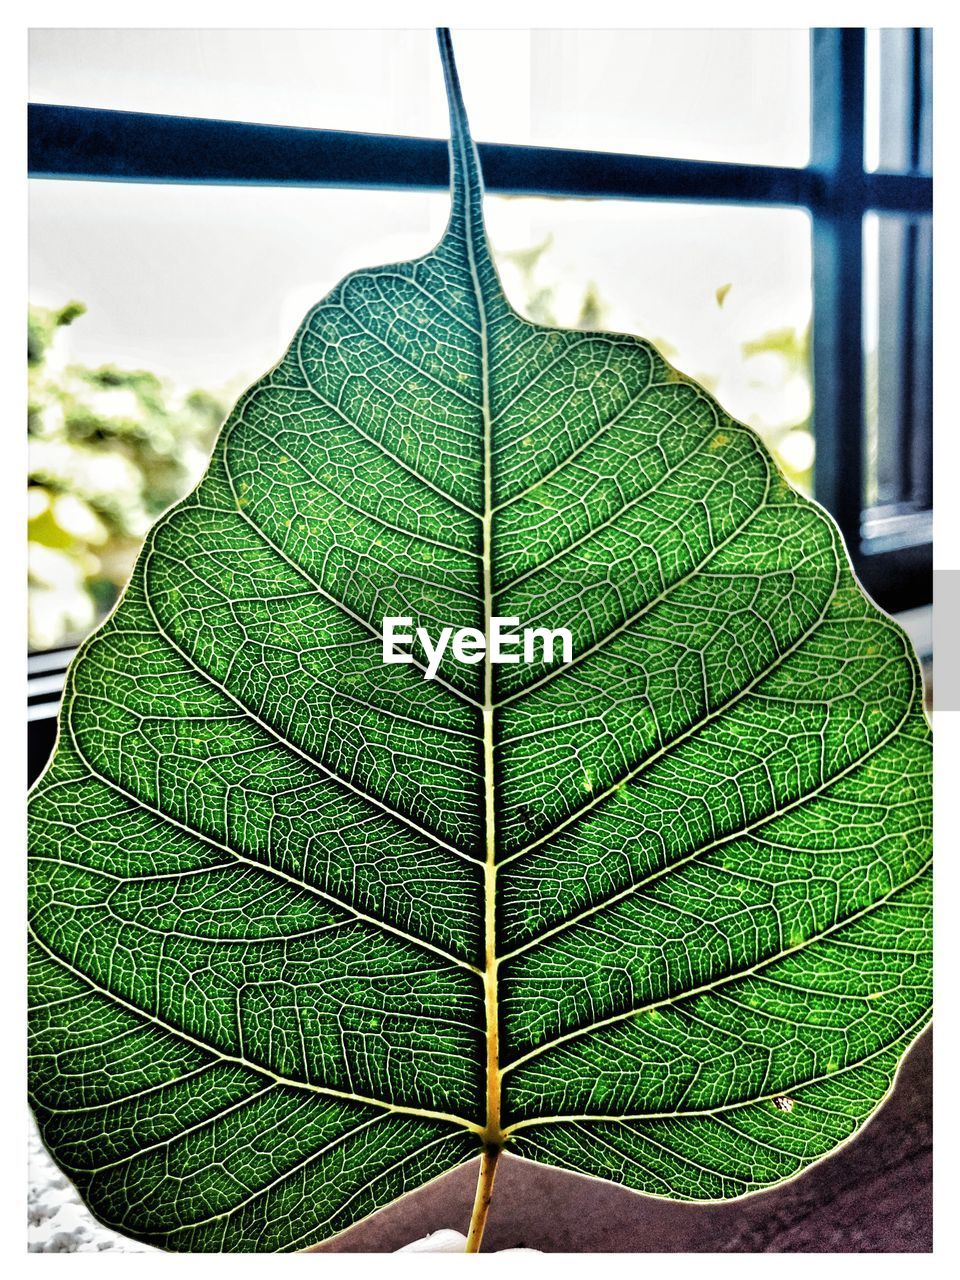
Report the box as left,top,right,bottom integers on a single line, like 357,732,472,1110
29,28,931,1250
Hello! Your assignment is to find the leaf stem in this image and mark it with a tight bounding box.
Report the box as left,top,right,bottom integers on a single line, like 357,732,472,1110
437,23,507,1232
465,1145,501,1253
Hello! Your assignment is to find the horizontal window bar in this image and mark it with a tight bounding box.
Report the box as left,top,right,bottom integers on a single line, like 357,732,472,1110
28,701,61,725
28,104,931,214
862,504,932,552
27,672,66,699
27,645,78,675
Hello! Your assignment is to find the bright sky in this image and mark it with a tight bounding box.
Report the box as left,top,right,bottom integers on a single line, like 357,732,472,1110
28,28,813,432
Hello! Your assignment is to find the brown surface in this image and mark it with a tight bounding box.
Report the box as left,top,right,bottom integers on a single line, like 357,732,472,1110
315,1029,931,1253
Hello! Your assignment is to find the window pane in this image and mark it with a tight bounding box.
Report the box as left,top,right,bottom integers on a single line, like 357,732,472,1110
29,28,810,166
526,30,809,164
863,211,932,511
29,181,812,651
864,27,932,174
28,30,441,137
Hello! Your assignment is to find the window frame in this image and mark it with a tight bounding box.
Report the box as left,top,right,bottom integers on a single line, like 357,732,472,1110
26,27,931,663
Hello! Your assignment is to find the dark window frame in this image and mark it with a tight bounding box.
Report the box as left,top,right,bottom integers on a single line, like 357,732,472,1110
27,28,932,780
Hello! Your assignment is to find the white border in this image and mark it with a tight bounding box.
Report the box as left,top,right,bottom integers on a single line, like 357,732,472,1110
4,3,956,1273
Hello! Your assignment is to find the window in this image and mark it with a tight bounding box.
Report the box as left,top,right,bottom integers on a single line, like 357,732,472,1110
27,28,932,779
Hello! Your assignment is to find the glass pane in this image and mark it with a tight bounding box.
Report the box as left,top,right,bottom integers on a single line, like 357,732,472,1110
28,30,442,136
29,182,811,651
863,211,933,510
29,28,810,166
527,29,809,164
864,27,932,174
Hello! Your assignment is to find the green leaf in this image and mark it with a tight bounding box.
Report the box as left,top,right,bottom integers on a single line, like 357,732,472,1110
29,30,931,1252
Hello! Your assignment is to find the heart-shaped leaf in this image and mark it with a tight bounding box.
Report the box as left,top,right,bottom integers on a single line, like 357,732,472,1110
29,30,931,1252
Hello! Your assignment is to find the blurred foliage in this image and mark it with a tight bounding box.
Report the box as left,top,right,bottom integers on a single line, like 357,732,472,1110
500,235,608,331
28,267,812,652
500,236,814,497
28,303,226,650
738,322,814,495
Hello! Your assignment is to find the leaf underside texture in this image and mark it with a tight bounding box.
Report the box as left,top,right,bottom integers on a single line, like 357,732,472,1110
28,30,931,1252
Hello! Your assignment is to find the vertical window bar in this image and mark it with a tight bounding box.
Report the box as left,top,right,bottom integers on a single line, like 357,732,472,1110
898,28,926,508
874,30,932,513
910,215,933,510
906,29,933,511
909,28,932,176
910,28,924,171
811,27,866,551
866,30,933,515
899,218,919,504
